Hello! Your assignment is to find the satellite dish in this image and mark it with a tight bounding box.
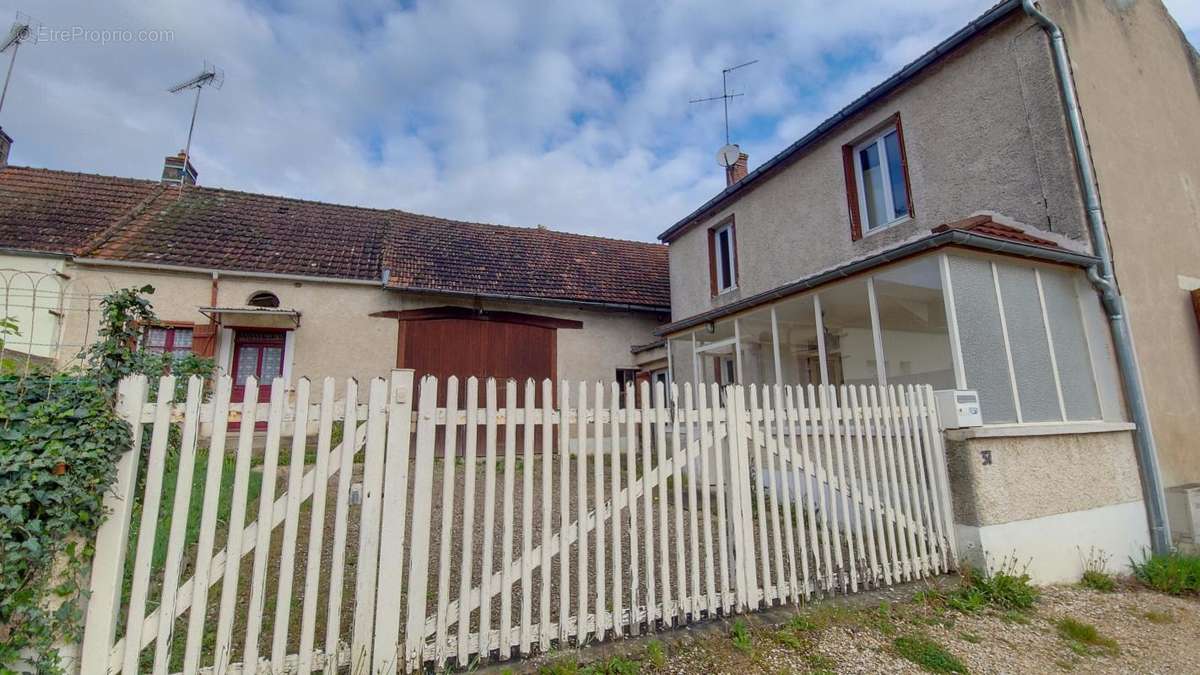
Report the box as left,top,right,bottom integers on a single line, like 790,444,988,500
717,144,741,168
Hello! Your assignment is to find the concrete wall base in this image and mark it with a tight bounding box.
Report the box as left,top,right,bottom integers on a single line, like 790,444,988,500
954,499,1150,584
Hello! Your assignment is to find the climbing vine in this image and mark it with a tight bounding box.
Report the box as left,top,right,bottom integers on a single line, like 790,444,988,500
0,286,213,673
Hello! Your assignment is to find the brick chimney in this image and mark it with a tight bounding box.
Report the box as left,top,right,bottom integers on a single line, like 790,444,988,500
725,152,748,186
0,127,12,168
161,150,198,186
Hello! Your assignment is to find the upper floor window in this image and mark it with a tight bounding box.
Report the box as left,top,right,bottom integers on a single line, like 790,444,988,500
709,219,738,295
845,115,914,239
143,325,193,359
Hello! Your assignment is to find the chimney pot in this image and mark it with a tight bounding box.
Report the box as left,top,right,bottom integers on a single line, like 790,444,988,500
725,152,748,186
161,150,198,186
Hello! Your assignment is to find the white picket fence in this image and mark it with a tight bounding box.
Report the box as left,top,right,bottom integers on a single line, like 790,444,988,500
79,371,955,674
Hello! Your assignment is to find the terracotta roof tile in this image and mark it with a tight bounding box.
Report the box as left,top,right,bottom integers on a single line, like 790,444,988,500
0,165,670,309
930,214,1061,248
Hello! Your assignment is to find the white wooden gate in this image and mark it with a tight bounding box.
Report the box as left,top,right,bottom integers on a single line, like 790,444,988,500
79,371,955,674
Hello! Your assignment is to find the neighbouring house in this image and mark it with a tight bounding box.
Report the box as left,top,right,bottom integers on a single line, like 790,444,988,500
0,153,670,407
657,0,1200,579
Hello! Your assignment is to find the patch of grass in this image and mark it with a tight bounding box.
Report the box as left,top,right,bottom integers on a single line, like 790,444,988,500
1000,609,1032,625
1142,609,1176,624
645,640,666,669
893,635,969,673
768,628,808,650
539,659,579,675
1080,569,1116,592
865,602,899,636
804,652,837,673
1056,617,1119,657
958,632,982,644
1131,552,1200,595
582,655,640,675
1079,547,1116,592
786,613,820,632
730,618,753,654
948,558,1038,613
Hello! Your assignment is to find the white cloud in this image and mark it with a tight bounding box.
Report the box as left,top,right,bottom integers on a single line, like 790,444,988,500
0,0,1007,241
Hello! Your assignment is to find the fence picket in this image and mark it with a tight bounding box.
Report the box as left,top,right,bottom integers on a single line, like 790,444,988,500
669,383,687,622
697,384,717,616
609,382,624,638
576,381,590,640
770,386,800,605
499,380,518,657
243,379,287,671
785,386,815,600
272,377,311,666
639,380,658,628
325,378,359,673
684,384,702,620
847,386,881,587
478,379,499,656
760,387,787,605
433,377,460,663
457,378,480,666
403,374,437,671
593,381,607,641
182,376,231,674
833,385,860,592
623,381,641,635
350,377,389,670
120,376,175,674
557,381,572,644
540,379,555,649
653,382,673,623
709,383,732,615
214,377,260,674
521,379,537,654
298,378,336,674
151,376,202,675
376,370,419,672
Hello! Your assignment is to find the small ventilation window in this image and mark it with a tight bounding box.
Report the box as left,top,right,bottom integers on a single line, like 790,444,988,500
247,291,281,308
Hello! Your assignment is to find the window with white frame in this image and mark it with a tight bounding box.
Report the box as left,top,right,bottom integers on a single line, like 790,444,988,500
142,325,194,360
710,220,737,294
851,122,911,233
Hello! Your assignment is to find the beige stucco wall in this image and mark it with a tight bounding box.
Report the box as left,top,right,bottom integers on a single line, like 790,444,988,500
668,11,1088,321
0,252,69,360
62,263,662,387
1040,0,1200,488
946,430,1142,527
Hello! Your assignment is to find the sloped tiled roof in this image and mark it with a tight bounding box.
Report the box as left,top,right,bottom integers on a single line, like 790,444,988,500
0,165,670,309
0,167,162,254
930,214,1062,248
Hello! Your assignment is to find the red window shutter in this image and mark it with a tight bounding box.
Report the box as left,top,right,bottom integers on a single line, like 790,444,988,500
192,323,217,358
1192,289,1200,335
892,113,915,219
708,228,718,296
843,144,863,241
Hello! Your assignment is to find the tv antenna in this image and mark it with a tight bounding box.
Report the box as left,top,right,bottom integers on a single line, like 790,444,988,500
690,59,757,166
168,60,224,188
0,13,37,119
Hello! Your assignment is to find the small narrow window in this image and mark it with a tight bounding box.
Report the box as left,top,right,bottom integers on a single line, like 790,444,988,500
247,291,281,308
845,116,913,238
709,220,737,294
142,326,194,360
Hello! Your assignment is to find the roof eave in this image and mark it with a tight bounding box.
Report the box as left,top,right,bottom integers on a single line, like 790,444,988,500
657,0,1023,243
655,229,1098,336
383,282,671,315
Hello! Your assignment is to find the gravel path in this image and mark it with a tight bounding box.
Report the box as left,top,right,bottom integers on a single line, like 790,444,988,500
526,583,1200,674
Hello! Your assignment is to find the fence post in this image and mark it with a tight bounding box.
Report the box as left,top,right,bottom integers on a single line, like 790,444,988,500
726,385,756,612
79,375,148,674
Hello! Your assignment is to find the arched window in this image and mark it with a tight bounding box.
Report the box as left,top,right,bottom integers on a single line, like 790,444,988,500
247,291,281,308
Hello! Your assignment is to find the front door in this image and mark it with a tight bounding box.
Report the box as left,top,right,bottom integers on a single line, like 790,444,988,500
231,330,287,427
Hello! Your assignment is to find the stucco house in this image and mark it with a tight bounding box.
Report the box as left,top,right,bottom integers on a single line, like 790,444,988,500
657,0,1200,577
0,150,670,403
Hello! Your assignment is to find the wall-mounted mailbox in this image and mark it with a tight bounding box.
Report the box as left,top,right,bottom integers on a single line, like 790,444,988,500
933,389,982,429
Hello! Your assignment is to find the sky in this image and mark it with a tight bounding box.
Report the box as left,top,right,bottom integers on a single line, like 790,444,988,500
0,1,1197,243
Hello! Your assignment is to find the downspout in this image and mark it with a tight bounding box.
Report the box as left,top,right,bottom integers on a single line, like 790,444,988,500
1022,0,1171,554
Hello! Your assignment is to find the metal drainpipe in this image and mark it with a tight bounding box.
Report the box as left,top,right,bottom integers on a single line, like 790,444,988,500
1022,0,1171,554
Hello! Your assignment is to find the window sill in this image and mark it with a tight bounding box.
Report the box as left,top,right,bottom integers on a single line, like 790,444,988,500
944,420,1134,441
859,214,912,240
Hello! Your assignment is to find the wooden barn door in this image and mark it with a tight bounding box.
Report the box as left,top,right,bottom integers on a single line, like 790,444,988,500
399,318,556,384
